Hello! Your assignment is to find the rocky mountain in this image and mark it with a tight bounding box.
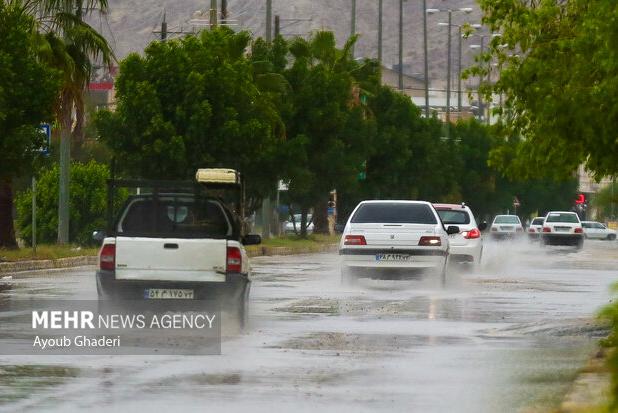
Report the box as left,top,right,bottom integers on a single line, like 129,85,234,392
93,0,486,87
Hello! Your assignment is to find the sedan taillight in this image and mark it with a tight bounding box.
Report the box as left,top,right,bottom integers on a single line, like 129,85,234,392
419,236,441,246
528,228,536,233
99,244,116,271
574,227,583,234
543,227,551,233
344,235,367,245
463,228,481,239
226,246,242,273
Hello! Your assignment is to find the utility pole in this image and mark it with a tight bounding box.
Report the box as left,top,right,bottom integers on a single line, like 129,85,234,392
423,0,429,117
378,0,383,63
274,15,280,37
479,35,485,123
221,0,227,25
351,0,356,57
398,0,404,91
209,0,217,28
160,11,167,40
265,0,272,41
445,11,452,128
457,25,462,113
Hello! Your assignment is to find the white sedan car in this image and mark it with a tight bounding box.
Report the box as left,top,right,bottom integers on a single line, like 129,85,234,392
283,214,313,234
527,216,545,240
581,221,616,240
490,215,524,239
434,203,486,266
541,211,584,248
339,200,459,282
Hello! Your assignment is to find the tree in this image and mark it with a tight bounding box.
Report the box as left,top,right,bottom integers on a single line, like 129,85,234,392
279,32,378,236
474,0,618,179
30,0,114,243
95,27,283,207
15,161,123,245
0,1,60,248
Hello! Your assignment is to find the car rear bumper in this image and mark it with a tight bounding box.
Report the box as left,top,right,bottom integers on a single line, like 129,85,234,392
449,241,481,262
96,270,249,301
339,248,447,270
490,232,522,239
541,234,584,245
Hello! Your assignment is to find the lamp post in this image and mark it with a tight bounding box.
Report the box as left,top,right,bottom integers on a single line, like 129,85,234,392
398,0,405,91
427,7,473,135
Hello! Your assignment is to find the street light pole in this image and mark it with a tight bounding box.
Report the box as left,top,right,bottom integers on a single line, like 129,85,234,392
398,0,404,91
446,11,452,128
351,0,356,57
457,25,463,114
378,0,383,63
423,0,429,117
265,0,272,41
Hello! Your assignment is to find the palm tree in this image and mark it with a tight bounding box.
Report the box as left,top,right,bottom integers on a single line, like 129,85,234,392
25,0,115,243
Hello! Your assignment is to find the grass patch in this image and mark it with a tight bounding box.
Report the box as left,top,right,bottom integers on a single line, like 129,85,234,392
260,233,340,248
0,245,98,262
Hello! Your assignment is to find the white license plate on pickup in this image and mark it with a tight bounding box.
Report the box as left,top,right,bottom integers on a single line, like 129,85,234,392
144,288,194,299
375,253,411,262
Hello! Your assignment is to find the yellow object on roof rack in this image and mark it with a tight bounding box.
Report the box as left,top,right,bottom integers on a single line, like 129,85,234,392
195,168,241,185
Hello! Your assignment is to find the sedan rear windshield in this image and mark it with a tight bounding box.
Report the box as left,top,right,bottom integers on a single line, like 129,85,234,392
546,213,579,223
494,215,520,224
531,218,544,226
437,210,470,225
351,203,437,224
117,196,232,238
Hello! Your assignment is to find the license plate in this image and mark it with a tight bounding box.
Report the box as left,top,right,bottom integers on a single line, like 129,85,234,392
375,253,411,262
144,288,194,299
500,226,514,231
555,227,570,232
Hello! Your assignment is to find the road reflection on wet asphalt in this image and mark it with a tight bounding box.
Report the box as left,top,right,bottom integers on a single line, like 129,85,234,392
0,239,616,412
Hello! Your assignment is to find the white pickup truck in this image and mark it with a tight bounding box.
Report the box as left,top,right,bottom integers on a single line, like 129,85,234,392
94,169,261,325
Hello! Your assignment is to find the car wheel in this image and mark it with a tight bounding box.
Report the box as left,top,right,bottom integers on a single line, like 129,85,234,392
608,234,616,241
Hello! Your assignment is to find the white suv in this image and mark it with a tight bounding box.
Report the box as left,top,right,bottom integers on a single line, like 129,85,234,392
541,211,584,248
434,203,486,266
339,200,458,282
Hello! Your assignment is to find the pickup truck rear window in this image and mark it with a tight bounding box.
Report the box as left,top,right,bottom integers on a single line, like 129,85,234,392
117,196,232,238
351,203,437,224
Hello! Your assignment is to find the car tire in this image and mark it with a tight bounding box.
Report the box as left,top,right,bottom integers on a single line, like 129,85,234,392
608,234,616,241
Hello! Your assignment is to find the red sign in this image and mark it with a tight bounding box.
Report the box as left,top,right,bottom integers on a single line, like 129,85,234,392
88,82,114,91
575,194,586,204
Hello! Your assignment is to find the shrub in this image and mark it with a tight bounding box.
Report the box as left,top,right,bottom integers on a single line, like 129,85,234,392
16,161,116,246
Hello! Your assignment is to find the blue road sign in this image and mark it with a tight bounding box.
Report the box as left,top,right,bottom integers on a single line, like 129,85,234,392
39,124,51,155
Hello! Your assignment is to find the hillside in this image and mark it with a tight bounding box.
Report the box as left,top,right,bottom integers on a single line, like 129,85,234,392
93,0,485,86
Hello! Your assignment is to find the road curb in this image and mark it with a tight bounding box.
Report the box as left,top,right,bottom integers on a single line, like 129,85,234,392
0,244,338,275
0,256,97,275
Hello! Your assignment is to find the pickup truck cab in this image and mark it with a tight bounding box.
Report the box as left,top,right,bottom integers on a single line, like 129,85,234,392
94,169,261,325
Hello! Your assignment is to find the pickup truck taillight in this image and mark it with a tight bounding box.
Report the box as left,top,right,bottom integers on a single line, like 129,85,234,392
226,246,242,273
99,244,115,271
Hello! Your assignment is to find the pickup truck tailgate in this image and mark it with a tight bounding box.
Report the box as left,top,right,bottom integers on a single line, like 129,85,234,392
114,237,227,282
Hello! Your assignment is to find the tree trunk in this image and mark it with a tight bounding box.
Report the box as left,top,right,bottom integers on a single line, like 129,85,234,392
312,196,329,234
57,91,72,244
0,177,18,249
300,207,309,238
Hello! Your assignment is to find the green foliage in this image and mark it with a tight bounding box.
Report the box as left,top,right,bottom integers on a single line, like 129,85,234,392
599,284,618,411
593,182,618,221
0,1,60,179
16,161,123,246
474,0,618,179
95,27,282,202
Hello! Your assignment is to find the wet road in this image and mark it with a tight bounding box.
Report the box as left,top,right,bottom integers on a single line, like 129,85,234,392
0,239,616,412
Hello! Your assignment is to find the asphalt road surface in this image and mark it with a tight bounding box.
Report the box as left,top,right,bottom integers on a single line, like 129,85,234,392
0,239,616,412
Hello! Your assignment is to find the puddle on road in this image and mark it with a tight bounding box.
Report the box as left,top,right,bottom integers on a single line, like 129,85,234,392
273,332,471,352
0,365,79,404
